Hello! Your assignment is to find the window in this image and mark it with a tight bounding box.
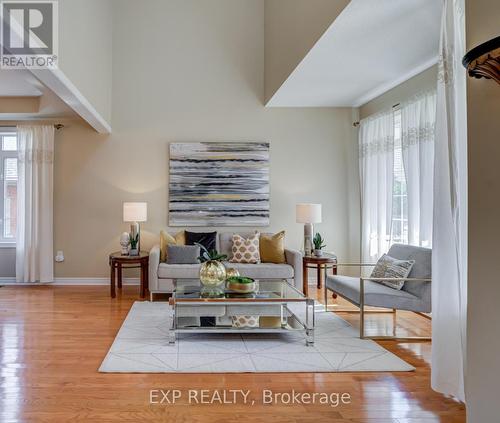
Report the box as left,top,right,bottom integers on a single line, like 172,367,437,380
391,109,408,244
0,129,17,243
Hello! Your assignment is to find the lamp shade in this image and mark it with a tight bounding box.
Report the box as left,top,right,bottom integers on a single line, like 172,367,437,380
123,202,148,222
296,203,322,224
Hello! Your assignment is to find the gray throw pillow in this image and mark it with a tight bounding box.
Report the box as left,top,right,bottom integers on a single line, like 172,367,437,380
370,254,415,290
166,245,200,264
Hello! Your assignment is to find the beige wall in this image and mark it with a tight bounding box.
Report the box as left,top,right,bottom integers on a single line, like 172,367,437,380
359,65,438,119
264,0,350,104
51,0,360,278
465,0,500,421
58,0,113,124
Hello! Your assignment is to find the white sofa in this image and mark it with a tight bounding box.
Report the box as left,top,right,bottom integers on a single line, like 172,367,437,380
148,232,303,298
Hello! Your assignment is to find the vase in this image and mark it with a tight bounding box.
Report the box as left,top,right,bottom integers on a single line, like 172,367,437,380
314,249,323,257
199,260,226,287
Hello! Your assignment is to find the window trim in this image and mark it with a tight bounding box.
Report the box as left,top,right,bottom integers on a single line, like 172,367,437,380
391,108,409,245
0,128,17,245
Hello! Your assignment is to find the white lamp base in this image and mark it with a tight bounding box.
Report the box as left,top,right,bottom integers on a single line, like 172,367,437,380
303,223,313,256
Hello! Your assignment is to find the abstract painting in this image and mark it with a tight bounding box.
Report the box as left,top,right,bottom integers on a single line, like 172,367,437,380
169,142,270,226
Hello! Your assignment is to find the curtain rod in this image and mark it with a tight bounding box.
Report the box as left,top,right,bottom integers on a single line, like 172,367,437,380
353,102,401,127
0,124,64,129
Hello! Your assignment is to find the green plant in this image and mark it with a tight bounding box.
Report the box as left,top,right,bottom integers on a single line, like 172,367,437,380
128,233,139,249
313,233,326,250
195,243,228,263
227,276,255,284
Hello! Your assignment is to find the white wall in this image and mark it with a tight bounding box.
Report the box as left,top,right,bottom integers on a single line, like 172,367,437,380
264,0,350,104
359,65,437,119
57,0,113,124
50,0,360,278
465,0,500,421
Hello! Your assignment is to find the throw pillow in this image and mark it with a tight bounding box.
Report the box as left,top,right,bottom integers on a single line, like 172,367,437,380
166,245,200,264
160,230,185,262
260,231,286,264
232,315,259,328
185,231,217,251
229,232,261,264
370,254,415,290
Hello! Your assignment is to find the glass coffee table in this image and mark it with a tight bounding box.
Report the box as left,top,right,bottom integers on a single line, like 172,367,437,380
168,279,315,346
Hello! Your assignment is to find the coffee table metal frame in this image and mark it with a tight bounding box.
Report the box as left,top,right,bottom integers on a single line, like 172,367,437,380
168,279,315,346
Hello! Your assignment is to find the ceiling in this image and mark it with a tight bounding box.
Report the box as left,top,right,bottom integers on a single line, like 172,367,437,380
0,69,44,96
267,0,442,107
0,69,77,119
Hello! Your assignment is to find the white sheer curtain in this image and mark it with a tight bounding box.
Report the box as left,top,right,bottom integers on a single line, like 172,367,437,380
401,90,437,247
16,125,55,283
359,110,394,263
431,0,467,402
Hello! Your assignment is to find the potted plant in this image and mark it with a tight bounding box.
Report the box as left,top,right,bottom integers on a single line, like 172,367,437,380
195,243,228,287
312,233,326,257
129,233,139,256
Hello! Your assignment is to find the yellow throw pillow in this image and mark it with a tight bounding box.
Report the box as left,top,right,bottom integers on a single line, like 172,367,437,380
260,231,286,264
160,230,185,262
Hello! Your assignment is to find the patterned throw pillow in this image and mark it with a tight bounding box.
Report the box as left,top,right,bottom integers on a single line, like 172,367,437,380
370,254,415,290
229,232,261,264
232,315,259,328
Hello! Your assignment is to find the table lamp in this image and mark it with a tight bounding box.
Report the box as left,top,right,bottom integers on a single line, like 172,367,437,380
123,202,148,253
296,203,322,255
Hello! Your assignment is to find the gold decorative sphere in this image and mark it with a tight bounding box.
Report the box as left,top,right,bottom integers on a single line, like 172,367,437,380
199,260,227,287
225,267,240,279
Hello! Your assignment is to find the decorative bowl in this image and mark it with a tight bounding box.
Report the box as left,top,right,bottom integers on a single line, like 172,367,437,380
227,276,256,293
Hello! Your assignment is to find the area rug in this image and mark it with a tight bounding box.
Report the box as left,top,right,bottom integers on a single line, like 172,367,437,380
99,301,414,373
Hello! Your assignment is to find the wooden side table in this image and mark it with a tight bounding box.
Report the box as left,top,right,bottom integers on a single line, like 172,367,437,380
109,251,149,299
302,253,337,297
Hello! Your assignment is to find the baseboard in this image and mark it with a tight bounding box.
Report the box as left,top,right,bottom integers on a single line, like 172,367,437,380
0,277,140,286
53,278,140,285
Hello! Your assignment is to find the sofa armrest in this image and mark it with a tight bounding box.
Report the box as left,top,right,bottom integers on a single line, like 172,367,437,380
149,244,161,293
285,248,303,292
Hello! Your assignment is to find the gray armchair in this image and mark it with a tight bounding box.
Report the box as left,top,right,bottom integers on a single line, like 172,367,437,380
325,244,431,340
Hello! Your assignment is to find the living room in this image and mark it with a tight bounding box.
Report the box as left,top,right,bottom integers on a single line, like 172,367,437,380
0,0,498,422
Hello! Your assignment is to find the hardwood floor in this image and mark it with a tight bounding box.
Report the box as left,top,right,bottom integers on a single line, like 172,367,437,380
0,285,465,423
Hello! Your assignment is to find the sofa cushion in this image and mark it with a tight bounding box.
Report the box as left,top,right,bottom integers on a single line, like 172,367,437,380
185,231,217,251
223,262,294,279
160,230,185,262
229,232,261,264
326,275,430,313
158,263,201,279
260,231,286,264
219,232,272,259
387,244,431,300
166,245,200,264
158,262,294,280
370,254,415,290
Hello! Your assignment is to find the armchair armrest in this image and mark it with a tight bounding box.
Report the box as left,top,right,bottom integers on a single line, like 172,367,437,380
360,277,432,282
285,248,303,291
149,244,161,292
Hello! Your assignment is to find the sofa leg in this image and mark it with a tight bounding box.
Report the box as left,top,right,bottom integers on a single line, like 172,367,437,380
324,286,328,312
